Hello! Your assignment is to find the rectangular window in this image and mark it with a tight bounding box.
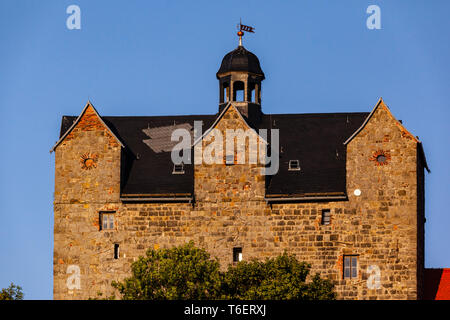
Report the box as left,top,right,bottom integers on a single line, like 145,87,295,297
321,209,331,225
225,154,235,165
288,160,300,171
99,212,115,231
233,247,242,263
343,255,358,279
114,244,119,259
172,163,185,174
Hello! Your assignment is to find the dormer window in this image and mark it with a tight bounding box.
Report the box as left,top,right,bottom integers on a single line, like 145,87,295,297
288,160,300,171
172,163,185,174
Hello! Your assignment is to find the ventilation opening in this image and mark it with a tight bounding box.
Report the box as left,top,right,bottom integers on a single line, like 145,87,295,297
321,209,331,225
233,247,242,263
114,244,119,259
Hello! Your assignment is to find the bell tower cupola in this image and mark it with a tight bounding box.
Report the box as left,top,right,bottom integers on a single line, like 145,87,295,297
216,28,265,123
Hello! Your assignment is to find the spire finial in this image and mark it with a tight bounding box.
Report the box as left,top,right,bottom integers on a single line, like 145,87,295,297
236,20,255,47
237,30,244,46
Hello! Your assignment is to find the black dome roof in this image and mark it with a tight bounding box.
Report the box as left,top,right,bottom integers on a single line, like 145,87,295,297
216,45,265,79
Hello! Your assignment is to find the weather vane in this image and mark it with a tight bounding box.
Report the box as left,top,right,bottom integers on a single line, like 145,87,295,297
236,19,255,46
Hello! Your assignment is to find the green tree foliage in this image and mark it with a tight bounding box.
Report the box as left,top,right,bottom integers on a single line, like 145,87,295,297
112,242,222,299
223,253,335,300
0,283,24,300
112,242,336,300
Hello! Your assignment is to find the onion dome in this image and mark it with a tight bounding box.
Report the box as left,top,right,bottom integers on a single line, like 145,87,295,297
216,45,265,79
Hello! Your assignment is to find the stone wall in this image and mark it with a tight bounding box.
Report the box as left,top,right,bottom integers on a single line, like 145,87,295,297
337,102,420,299
53,104,122,299
53,102,424,300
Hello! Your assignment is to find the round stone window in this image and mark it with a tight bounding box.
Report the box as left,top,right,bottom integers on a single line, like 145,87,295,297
80,152,99,170
370,150,391,166
376,154,387,164
84,158,95,167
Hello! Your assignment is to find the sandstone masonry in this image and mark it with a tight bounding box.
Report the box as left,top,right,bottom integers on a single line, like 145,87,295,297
52,44,427,300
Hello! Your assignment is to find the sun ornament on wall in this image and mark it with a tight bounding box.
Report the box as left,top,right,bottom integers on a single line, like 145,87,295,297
80,152,99,170
369,150,391,166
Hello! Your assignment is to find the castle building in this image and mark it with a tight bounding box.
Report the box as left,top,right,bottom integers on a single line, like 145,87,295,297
52,38,429,300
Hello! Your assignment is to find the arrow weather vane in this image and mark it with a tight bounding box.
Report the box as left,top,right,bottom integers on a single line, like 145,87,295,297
236,19,255,46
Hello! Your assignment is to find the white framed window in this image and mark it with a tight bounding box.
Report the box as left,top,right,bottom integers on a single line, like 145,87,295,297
343,255,358,279
288,160,300,171
100,212,115,231
172,163,185,174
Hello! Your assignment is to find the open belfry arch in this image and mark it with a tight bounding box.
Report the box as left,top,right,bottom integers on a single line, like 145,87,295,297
52,25,429,300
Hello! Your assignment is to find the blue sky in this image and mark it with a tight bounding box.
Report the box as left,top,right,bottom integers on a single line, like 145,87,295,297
0,1,449,299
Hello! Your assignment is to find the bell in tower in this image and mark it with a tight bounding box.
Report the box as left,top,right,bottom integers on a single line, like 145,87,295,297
216,27,265,124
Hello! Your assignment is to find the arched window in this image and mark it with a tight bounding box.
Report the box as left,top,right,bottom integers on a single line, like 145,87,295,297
248,82,256,103
233,81,245,101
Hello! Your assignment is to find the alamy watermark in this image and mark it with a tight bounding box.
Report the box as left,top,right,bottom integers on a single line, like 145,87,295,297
366,265,382,289
66,264,81,290
65,5,381,31
66,5,81,30
366,5,381,30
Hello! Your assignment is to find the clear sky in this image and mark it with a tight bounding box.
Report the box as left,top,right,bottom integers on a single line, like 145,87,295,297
0,0,449,299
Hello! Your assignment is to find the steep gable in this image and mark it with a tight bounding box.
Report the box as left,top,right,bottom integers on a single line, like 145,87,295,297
344,98,419,145
50,101,124,153
53,99,425,197
194,103,267,203
193,102,266,147
344,98,429,172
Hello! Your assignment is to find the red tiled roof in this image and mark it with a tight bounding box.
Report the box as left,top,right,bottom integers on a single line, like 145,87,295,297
424,268,450,300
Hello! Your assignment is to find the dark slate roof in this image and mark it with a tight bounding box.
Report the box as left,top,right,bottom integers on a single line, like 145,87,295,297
60,115,216,196
216,45,265,79
259,112,369,197
59,111,369,198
